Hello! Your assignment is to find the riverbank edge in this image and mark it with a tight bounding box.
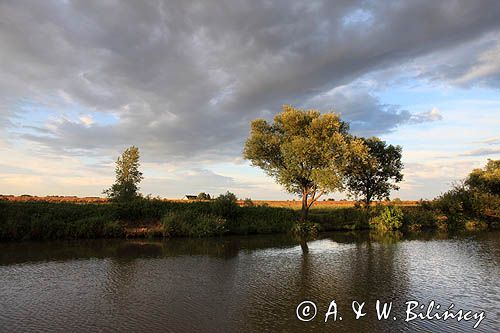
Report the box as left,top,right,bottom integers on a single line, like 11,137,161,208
1,200,498,241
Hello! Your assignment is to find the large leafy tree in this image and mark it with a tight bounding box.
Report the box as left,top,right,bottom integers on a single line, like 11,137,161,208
104,146,144,202
344,137,403,206
465,159,500,195
243,105,365,221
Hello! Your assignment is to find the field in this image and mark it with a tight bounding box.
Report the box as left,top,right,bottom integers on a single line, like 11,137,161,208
238,199,419,209
0,195,419,208
0,195,108,203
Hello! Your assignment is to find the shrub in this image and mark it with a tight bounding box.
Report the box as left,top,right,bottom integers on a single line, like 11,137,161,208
103,221,125,237
370,205,403,231
243,198,254,207
435,216,449,232
162,211,227,237
432,184,468,228
464,220,488,231
469,191,500,221
0,201,120,240
432,182,500,229
429,160,500,229
402,206,437,230
291,220,319,241
65,217,107,239
212,191,239,220
113,197,171,220
230,206,296,234
392,198,403,205
408,223,422,232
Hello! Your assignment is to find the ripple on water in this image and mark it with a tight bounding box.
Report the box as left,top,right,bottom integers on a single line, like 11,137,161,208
0,232,499,332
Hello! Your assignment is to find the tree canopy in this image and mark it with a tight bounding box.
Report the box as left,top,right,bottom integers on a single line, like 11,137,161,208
197,192,211,200
344,137,403,206
243,105,365,220
104,146,143,202
466,159,500,195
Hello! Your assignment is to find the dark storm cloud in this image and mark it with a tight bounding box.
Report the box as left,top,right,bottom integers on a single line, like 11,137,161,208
416,31,500,87
305,87,443,136
1,0,500,161
305,87,413,136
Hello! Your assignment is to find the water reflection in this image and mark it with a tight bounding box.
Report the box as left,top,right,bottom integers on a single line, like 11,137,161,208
0,234,297,265
0,231,498,332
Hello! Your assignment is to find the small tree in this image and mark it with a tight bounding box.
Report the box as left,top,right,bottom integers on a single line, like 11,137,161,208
243,105,365,221
197,192,211,200
104,146,143,202
345,137,403,207
212,191,239,220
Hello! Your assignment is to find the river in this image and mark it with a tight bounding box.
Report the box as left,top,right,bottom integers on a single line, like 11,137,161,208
0,231,499,332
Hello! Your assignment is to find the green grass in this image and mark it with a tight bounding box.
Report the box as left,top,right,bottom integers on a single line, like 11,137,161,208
229,206,297,234
0,199,299,240
1,195,497,241
162,211,227,237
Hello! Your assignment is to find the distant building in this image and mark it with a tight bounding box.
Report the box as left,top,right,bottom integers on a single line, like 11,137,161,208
183,195,197,200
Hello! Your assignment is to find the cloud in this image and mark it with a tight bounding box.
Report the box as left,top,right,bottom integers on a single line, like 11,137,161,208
79,115,94,127
1,1,500,200
454,42,500,86
416,31,500,88
399,160,479,199
410,107,443,123
477,136,500,145
305,88,444,135
305,85,412,136
1,0,500,163
460,146,500,156
141,168,256,198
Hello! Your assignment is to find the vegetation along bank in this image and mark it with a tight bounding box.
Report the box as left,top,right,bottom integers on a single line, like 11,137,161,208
1,183,498,241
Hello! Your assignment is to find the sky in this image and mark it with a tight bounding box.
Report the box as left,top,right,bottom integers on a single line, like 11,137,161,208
0,0,499,200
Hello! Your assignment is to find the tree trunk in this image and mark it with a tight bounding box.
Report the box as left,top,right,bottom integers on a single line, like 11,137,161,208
300,190,309,222
300,206,309,222
300,239,309,253
364,190,372,208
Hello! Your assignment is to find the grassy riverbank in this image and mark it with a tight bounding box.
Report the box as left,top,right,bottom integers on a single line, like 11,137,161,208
0,199,297,240
0,196,498,241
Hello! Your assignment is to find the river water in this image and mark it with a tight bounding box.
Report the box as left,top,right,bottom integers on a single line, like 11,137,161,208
0,231,499,332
